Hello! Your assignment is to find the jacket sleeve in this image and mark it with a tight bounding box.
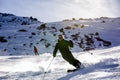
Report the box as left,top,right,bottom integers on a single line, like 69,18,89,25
69,40,74,47
53,43,59,57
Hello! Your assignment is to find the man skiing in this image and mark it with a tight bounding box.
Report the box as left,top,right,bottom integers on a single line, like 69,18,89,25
53,35,82,70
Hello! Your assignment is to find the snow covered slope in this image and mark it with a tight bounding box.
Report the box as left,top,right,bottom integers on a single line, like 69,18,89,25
0,13,42,55
0,13,120,80
0,13,120,55
0,46,120,80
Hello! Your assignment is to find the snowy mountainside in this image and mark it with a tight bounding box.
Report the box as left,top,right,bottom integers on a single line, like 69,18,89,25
0,13,42,55
0,13,120,80
0,13,120,55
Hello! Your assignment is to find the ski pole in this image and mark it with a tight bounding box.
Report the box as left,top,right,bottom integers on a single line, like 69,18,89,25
74,43,93,55
42,57,54,80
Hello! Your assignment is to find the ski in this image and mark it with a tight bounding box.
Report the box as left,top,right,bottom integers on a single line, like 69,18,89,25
67,69,78,72
67,67,84,72
67,64,85,73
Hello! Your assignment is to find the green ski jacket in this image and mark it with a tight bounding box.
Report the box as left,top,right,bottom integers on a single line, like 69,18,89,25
53,39,76,64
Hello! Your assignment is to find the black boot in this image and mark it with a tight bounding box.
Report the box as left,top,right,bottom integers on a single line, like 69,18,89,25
73,60,81,69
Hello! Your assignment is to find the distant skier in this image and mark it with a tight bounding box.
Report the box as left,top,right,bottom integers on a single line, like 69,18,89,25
53,34,82,69
34,46,39,56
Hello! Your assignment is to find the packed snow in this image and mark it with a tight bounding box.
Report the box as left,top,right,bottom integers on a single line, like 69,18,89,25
0,46,120,80
0,13,120,80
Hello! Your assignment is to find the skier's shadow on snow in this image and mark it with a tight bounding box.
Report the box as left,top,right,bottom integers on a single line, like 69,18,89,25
58,59,119,80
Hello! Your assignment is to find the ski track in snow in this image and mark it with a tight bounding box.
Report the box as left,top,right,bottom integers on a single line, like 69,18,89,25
0,46,120,80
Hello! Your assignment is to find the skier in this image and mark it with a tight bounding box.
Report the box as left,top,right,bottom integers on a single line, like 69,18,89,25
34,46,39,56
53,35,82,70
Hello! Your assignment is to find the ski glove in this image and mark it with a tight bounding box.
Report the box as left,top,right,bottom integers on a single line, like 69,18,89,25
69,40,73,43
53,54,56,57
69,40,74,47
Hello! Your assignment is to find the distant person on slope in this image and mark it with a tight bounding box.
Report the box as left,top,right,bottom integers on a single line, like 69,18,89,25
34,46,39,56
53,34,82,69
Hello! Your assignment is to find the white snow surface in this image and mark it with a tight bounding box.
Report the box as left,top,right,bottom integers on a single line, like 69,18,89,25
0,46,120,80
0,13,120,80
